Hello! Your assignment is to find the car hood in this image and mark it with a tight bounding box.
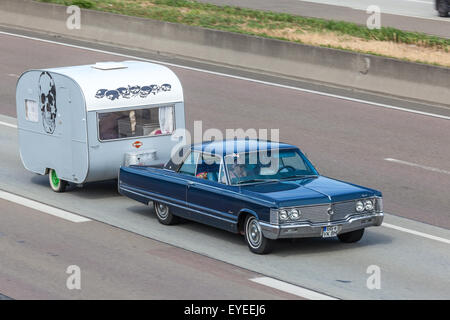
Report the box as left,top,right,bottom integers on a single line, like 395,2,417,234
239,176,381,207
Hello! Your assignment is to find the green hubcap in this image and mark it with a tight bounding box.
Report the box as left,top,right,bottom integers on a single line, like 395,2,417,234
51,170,60,186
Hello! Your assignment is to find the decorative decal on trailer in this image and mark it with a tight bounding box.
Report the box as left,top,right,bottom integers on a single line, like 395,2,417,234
132,141,143,149
39,72,58,134
95,84,171,101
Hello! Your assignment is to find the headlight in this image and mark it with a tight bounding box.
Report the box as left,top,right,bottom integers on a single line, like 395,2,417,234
356,201,365,212
279,209,289,221
288,209,300,220
364,200,374,211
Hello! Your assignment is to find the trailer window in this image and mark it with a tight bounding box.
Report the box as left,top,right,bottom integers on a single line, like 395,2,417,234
25,99,39,122
98,106,174,141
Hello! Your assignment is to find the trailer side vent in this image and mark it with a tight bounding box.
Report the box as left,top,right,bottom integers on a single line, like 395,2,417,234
92,62,128,70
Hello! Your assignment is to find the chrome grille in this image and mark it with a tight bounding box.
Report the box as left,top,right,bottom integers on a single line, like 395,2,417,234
332,198,376,221
332,201,357,221
280,198,378,225
298,205,329,224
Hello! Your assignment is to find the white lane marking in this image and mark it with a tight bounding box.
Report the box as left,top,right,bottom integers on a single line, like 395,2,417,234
1,120,449,245
0,121,17,129
382,222,450,245
0,190,91,223
0,30,449,121
1,117,449,243
250,277,338,300
0,29,449,245
384,158,450,175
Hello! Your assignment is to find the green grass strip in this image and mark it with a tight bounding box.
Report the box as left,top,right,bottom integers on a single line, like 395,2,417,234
38,0,449,64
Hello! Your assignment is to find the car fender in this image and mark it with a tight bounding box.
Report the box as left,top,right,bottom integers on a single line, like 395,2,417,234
237,208,260,234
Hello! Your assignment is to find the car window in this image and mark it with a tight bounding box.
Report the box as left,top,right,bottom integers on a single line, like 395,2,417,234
225,149,317,185
165,145,190,171
280,151,308,171
195,153,223,183
179,151,200,176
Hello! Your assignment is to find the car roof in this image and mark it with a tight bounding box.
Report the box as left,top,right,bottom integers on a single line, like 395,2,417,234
191,139,297,156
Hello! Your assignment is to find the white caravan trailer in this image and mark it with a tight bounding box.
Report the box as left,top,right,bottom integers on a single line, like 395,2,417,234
16,61,186,192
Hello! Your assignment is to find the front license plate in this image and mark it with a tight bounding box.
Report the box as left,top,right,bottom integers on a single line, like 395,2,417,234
322,226,341,238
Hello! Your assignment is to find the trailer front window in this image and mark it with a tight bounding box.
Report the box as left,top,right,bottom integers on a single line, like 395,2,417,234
98,105,174,141
24,99,39,122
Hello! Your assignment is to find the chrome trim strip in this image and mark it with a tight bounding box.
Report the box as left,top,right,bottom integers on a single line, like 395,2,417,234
120,184,186,207
260,212,384,229
260,212,384,239
120,185,238,224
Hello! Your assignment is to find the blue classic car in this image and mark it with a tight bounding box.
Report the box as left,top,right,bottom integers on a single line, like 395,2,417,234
118,139,383,254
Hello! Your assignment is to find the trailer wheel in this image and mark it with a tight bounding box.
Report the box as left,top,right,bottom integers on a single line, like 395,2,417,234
49,169,67,193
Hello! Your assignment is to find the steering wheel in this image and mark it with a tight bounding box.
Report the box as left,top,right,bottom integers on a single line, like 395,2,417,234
277,165,296,174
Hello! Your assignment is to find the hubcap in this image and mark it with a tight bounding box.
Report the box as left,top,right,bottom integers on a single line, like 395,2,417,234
156,203,169,219
51,170,60,187
246,218,262,248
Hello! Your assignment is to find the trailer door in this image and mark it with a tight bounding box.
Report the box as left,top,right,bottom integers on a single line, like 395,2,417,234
57,87,74,180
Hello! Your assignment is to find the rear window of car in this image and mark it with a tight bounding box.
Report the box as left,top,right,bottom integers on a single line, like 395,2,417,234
178,151,200,176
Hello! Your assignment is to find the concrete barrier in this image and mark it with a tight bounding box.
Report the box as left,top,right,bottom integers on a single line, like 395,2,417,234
1,0,449,106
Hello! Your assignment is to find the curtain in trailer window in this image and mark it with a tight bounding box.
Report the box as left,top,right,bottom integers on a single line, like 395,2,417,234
158,106,174,134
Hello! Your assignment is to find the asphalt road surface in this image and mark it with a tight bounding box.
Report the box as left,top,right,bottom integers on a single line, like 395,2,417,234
0,198,298,299
0,28,449,299
197,0,450,38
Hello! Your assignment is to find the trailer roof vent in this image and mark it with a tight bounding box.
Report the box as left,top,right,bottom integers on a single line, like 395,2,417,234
92,62,128,70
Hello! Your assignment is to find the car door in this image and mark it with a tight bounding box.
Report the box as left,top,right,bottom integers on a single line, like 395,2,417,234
186,153,238,232
136,149,197,219
163,149,200,218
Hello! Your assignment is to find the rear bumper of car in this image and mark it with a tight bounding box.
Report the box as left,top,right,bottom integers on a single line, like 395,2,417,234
259,212,384,240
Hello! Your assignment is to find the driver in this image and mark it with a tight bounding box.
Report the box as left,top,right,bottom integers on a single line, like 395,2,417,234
228,160,252,184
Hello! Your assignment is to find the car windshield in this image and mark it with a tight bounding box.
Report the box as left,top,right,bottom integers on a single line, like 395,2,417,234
225,148,317,185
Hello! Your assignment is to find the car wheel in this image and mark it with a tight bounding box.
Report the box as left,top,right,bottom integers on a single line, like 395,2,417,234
154,202,180,225
438,0,449,16
244,215,274,254
48,169,67,193
338,228,365,243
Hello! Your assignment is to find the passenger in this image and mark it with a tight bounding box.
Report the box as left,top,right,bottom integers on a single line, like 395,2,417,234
228,162,251,184
196,171,208,179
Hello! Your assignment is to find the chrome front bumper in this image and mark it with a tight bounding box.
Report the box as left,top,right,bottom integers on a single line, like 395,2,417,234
259,212,384,240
